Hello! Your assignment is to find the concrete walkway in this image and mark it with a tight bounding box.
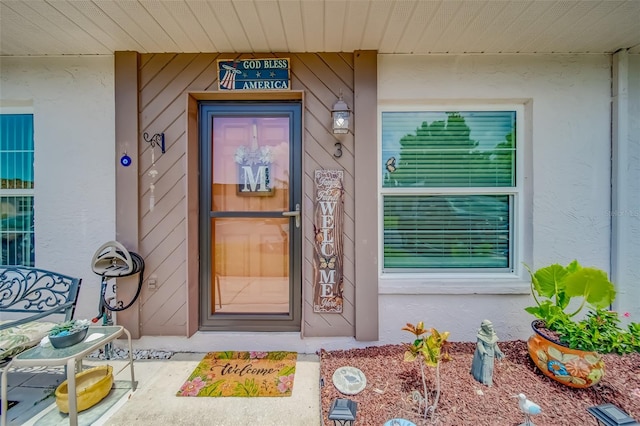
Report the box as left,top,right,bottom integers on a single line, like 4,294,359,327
4,353,322,426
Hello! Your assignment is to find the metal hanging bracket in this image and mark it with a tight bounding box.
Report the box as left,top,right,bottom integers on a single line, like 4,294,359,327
143,132,165,154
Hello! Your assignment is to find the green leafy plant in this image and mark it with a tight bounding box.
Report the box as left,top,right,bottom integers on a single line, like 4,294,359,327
525,260,640,354
402,322,451,421
49,319,90,337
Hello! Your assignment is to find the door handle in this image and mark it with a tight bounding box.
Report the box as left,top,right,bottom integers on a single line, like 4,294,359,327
282,203,301,228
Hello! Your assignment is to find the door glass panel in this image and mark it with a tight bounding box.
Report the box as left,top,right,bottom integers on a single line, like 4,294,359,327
210,116,291,315
212,117,289,212
212,218,289,314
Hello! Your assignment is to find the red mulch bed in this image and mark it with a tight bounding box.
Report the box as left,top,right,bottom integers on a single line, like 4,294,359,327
319,341,640,425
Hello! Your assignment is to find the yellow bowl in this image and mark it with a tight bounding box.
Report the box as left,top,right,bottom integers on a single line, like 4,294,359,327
55,365,114,413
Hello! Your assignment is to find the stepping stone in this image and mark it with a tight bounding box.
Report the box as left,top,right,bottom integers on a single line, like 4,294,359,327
332,366,366,395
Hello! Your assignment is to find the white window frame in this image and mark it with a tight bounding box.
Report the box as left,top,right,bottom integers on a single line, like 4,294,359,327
378,103,531,294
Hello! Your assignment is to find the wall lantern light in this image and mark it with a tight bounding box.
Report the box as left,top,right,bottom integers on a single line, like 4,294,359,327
587,403,639,426
328,398,357,426
331,93,350,134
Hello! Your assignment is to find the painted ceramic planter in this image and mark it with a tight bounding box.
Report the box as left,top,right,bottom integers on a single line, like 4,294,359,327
527,320,604,388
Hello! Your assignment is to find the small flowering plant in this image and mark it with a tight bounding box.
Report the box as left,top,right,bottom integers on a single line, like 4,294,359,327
553,309,640,355
49,319,90,337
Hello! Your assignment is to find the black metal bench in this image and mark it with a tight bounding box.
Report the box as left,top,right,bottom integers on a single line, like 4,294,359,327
0,266,82,361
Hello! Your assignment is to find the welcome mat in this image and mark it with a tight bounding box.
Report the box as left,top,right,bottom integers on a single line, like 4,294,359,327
176,351,297,397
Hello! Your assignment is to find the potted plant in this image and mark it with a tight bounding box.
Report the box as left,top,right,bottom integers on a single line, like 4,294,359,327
401,322,451,422
524,260,640,388
49,319,90,349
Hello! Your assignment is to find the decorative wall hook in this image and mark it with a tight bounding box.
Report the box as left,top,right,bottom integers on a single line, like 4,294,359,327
143,132,165,154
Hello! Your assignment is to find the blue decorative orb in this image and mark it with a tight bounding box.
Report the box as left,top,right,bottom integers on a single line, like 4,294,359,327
120,155,132,167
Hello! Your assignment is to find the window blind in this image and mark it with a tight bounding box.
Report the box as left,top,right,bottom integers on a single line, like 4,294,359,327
382,111,515,188
1,114,35,266
1,114,34,189
381,110,516,270
383,194,510,269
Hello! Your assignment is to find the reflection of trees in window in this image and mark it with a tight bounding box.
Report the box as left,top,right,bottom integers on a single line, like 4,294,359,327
1,178,34,189
388,112,514,188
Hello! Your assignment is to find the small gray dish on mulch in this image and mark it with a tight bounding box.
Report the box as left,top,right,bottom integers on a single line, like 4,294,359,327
319,341,640,426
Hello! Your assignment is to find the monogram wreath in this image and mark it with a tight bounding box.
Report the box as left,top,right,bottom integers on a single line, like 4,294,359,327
234,145,273,166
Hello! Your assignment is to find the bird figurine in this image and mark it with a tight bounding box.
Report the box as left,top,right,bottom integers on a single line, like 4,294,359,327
516,393,542,426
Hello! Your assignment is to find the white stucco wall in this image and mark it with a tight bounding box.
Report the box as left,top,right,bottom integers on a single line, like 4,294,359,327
377,54,613,343
0,56,115,320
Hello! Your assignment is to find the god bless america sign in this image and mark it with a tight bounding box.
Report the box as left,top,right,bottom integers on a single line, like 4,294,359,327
218,58,290,90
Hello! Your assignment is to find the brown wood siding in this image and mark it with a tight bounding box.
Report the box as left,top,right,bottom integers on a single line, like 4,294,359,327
130,52,355,338
354,51,379,341
114,51,141,338
292,53,355,337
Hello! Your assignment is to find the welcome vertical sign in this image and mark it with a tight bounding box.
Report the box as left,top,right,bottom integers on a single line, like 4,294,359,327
313,170,344,313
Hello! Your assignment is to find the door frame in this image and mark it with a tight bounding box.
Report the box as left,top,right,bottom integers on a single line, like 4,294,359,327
185,91,305,337
196,97,302,332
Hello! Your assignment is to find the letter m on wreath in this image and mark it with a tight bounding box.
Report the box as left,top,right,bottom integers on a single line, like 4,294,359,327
238,163,272,195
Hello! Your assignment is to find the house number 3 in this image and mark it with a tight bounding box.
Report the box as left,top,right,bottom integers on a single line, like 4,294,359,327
334,142,343,158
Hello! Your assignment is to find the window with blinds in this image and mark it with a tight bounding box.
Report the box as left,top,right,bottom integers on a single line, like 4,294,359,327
381,110,517,271
1,114,35,266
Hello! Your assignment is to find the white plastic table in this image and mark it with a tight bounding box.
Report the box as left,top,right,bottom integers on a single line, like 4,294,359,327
1,325,136,426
